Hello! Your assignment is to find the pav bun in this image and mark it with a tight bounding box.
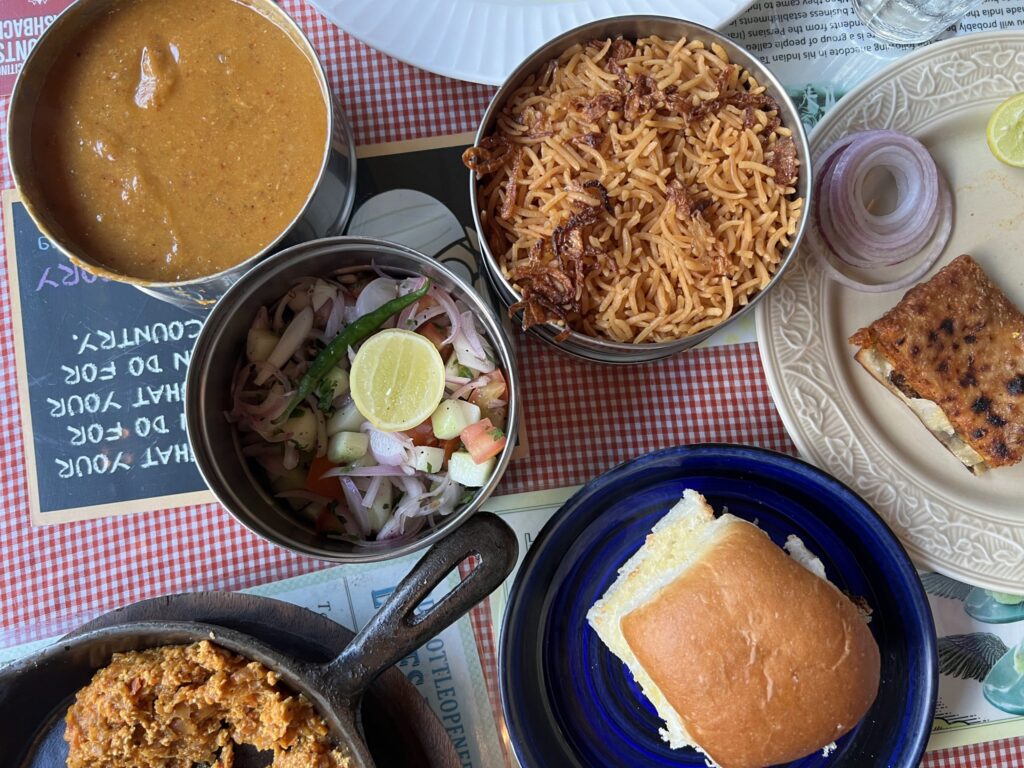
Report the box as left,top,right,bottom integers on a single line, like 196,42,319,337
586,490,880,768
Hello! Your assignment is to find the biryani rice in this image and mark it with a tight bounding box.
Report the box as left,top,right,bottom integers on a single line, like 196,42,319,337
472,35,804,344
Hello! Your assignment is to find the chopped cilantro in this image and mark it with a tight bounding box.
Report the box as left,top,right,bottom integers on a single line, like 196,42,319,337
316,379,335,412
426,462,435,473
488,427,505,440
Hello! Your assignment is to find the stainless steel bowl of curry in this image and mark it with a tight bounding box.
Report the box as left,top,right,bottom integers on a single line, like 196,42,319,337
7,0,356,311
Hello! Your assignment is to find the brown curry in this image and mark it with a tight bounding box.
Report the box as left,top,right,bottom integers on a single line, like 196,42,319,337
32,0,327,282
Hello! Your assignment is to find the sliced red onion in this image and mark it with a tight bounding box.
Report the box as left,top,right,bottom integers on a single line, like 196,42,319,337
312,279,335,311
366,428,408,466
320,465,411,478
430,285,462,344
339,478,370,537
399,276,429,296
459,311,487,359
446,375,471,387
454,329,495,374
283,442,300,471
377,512,428,541
397,299,420,331
819,173,952,293
355,277,399,317
399,303,447,332
363,475,384,509
255,306,313,386
248,360,290,390
243,390,290,420
324,293,346,340
252,306,271,331
815,129,953,292
450,374,491,401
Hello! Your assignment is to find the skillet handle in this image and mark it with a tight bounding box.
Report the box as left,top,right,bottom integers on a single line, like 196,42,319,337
328,512,518,700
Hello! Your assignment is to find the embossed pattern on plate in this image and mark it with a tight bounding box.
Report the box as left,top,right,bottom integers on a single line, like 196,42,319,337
757,32,1024,593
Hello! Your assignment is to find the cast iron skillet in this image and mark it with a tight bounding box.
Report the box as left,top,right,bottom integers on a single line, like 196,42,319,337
0,512,517,768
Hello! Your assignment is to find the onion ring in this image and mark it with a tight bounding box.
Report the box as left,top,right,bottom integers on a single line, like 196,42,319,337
815,130,952,292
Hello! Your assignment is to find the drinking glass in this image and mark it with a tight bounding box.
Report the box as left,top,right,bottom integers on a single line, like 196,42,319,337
852,0,987,44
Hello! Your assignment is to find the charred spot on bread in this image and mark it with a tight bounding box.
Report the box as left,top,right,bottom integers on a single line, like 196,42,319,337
1009,375,1024,396
972,395,992,413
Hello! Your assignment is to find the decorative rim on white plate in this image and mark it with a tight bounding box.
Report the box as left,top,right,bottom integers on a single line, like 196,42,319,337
757,32,1024,593
307,0,755,86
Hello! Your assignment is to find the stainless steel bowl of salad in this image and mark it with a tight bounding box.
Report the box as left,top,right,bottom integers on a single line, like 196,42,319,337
186,236,519,562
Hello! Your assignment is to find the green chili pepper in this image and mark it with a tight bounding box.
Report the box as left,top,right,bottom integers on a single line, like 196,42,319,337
274,279,431,424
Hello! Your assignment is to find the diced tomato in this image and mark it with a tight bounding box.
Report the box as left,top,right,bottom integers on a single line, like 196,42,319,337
442,438,460,466
416,294,439,311
305,455,343,498
404,418,439,447
418,321,449,353
470,370,508,424
460,418,507,464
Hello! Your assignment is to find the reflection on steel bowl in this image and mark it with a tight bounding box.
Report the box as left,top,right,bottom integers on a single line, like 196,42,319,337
7,0,356,311
467,17,812,364
186,237,519,563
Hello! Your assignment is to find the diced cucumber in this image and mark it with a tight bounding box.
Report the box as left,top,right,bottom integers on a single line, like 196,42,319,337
320,366,350,401
328,431,368,463
431,400,481,440
411,445,445,474
283,408,317,451
444,352,474,381
270,464,309,507
448,451,495,487
327,400,366,436
365,481,393,535
246,329,280,363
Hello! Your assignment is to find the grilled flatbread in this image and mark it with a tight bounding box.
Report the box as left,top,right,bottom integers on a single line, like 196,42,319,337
849,255,1024,473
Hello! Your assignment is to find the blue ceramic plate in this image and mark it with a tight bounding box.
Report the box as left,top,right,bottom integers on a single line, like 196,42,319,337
500,445,937,768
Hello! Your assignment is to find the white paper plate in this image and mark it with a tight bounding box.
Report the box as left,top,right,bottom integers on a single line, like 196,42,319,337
309,0,755,85
757,32,1024,593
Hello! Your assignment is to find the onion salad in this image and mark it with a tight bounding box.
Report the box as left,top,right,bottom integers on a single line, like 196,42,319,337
227,273,509,543
814,129,953,292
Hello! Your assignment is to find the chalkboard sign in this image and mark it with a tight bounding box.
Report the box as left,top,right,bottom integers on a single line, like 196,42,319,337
4,191,215,524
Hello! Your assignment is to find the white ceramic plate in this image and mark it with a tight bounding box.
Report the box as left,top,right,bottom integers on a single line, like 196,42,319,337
308,0,755,85
757,32,1024,593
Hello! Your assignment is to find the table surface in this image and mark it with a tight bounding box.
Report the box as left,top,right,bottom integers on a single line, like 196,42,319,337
0,1,1021,766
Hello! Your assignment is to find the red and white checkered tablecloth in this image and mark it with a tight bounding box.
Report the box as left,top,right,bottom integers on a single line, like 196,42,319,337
0,1,1020,765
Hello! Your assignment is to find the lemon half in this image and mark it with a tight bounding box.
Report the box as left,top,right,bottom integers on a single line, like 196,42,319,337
349,329,446,432
987,93,1024,168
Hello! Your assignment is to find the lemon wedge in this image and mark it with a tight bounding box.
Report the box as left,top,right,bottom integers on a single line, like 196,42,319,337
987,93,1024,167
350,329,446,432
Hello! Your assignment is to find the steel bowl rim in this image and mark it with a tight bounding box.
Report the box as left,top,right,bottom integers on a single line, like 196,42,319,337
186,235,520,563
5,0,354,290
467,14,812,359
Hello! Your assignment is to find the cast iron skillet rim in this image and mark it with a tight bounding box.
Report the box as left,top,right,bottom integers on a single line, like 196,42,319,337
498,442,938,767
